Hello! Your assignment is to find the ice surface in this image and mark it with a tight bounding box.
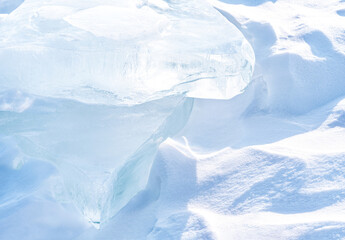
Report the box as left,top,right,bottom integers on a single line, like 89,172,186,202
2,0,345,239
0,0,254,105
0,91,193,225
0,0,254,226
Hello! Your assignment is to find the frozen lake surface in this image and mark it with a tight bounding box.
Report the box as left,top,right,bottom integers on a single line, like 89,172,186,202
1,0,345,239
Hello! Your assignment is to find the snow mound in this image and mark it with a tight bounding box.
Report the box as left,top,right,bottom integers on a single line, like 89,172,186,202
213,0,345,113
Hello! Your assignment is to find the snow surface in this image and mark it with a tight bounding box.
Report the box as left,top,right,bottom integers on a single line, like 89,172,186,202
1,0,345,239
0,0,24,14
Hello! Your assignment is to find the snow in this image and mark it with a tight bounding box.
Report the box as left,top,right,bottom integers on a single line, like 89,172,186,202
0,0,24,14
1,0,345,239
213,0,345,113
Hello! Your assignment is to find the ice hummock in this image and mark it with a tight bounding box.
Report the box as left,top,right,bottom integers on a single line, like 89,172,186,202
0,91,193,227
0,0,254,226
0,0,254,105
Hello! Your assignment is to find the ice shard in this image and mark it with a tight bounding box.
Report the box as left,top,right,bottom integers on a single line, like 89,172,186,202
0,91,193,227
0,0,254,226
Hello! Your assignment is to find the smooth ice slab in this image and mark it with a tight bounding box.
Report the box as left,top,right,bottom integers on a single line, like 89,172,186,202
0,0,254,105
0,0,254,226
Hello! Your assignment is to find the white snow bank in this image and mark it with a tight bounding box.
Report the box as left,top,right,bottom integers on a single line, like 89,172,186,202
212,0,345,114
